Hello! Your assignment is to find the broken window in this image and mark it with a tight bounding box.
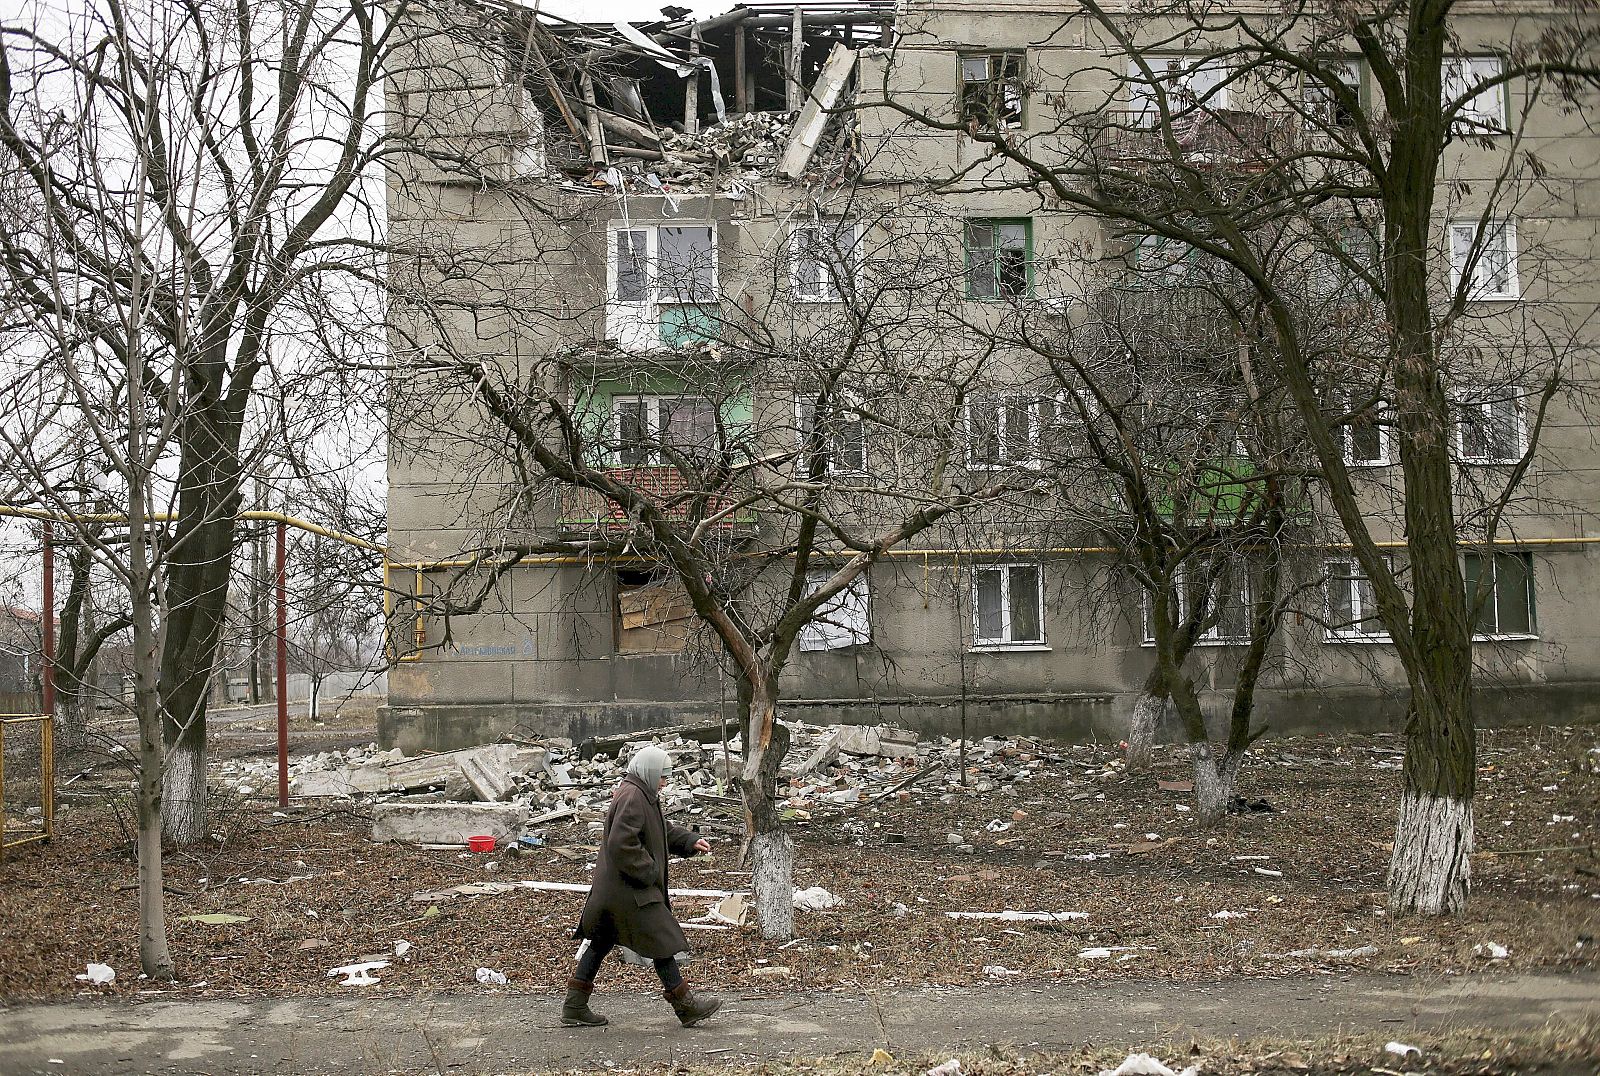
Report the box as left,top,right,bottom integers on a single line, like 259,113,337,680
1303,59,1363,128
1443,56,1507,134
796,390,867,474
1127,56,1228,126
612,394,718,466
973,563,1044,647
1465,551,1534,637
1325,557,1390,640
959,51,1026,130
1339,390,1389,467
615,568,695,653
965,219,1032,300
1142,563,1254,645
1456,390,1524,464
799,569,871,651
791,220,861,302
967,391,1059,468
607,222,719,348
1448,220,1519,301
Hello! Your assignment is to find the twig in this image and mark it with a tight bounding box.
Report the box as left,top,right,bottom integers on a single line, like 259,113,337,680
1478,843,1594,857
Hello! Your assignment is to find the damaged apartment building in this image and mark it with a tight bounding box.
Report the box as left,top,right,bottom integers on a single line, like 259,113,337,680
384,0,1600,751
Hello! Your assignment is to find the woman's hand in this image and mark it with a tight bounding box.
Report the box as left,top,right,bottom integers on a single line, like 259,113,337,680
693,838,711,855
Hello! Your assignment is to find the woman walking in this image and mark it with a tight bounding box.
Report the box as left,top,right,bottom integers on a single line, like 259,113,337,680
562,744,722,1028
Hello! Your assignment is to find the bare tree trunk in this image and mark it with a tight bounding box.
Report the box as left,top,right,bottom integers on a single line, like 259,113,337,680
1126,672,1168,771
735,677,794,941
161,742,206,845
1190,740,1242,827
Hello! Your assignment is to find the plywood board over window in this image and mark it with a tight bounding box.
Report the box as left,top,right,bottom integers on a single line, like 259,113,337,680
616,569,696,653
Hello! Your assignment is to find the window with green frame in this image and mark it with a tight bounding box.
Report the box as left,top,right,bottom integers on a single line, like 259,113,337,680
965,219,1032,299
1465,551,1535,637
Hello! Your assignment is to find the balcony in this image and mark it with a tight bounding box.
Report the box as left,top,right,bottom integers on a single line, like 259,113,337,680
1094,109,1299,178
558,466,757,533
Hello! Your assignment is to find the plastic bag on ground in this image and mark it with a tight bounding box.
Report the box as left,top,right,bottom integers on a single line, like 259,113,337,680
792,885,842,911
1098,1053,1199,1076
75,963,115,985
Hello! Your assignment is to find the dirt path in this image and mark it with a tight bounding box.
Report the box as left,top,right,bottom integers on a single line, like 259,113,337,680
1,971,1595,1075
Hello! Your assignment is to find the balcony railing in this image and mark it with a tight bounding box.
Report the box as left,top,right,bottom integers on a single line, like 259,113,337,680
1094,109,1300,175
558,466,756,532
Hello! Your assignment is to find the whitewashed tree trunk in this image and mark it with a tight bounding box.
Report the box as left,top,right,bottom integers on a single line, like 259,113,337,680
161,741,207,845
1388,790,1473,915
1126,691,1167,771
749,829,795,940
1191,740,1242,827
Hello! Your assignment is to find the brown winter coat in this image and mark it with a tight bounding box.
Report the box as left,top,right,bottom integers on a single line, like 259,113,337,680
576,773,702,959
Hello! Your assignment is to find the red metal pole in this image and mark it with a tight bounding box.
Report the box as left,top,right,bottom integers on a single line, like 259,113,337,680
275,520,289,808
41,521,54,717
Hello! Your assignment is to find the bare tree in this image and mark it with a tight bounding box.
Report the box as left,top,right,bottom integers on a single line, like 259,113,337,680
866,0,1600,914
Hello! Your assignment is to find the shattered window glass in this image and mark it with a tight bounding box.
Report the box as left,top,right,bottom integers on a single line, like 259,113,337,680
965,219,1031,300
1458,392,1522,463
959,51,1025,130
657,225,715,303
615,229,649,302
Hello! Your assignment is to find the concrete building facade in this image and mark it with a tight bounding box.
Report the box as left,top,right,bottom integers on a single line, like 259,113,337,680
383,0,1600,751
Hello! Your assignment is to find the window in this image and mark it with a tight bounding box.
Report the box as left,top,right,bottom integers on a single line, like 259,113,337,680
1312,223,1379,297
1457,391,1525,463
799,570,871,651
607,223,719,348
1340,390,1390,466
1133,234,1206,285
1141,564,1254,646
967,392,1069,468
965,219,1032,299
1443,56,1507,133
1448,220,1519,301
796,391,867,474
613,395,717,466
1325,557,1389,640
791,220,861,302
1303,59,1363,127
960,51,1026,130
973,563,1044,647
1465,551,1534,638
615,569,694,653
1128,56,1228,126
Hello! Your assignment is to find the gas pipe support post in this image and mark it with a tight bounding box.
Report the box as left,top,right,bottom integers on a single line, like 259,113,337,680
41,521,54,717
275,520,289,808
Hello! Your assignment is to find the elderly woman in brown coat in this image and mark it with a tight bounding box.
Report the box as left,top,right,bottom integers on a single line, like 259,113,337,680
561,744,722,1028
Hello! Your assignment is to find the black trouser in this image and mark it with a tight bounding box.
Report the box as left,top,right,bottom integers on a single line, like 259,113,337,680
574,922,683,991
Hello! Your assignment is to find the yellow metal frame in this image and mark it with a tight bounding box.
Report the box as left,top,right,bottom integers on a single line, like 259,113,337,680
0,713,54,861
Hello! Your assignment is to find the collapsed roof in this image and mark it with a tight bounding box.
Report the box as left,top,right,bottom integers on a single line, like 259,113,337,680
502,1,894,189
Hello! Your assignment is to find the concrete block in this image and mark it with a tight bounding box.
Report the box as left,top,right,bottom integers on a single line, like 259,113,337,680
459,751,514,801
384,744,518,791
372,802,527,845
835,725,918,758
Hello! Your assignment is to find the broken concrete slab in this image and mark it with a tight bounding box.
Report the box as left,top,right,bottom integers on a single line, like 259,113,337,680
460,751,515,802
578,720,729,761
372,803,527,845
835,725,918,759
778,44,858,180
384,744,519,792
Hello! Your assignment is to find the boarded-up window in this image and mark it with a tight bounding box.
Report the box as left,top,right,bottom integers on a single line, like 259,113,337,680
616,569,695,653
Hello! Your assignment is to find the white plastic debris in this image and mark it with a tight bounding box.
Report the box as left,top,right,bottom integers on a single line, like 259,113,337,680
982,964,1021,977
1385,1042,1421,1059
1097,1052,1199,1076
1078,947,1114,960
75,963,115,985
926,1060,963,1076
1474,941,1509,960
985,819,1011,832
1253,867,1284,878
1324,944,1378,959
792,886,842,911
474,967,509,985
327,960,388,986
393,940,413,960
1209,910,1248,919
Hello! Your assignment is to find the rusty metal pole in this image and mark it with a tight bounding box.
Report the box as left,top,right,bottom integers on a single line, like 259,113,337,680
275,519,288,808
41,521,54,717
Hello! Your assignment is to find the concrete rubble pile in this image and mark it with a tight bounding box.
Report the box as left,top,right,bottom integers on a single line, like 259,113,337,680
250,720,1066,846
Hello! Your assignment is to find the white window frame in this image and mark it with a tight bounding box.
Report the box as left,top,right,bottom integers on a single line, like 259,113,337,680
1128,56,1229,126
606,221,720,348
1455,390,1526,464
790,220,862,302
1140,564,1254,647
959,50,1027,131
1443,55,1507,134
971,562,1048,649
1340,390,1391,467
1302,59,1363,128
611,393,717,467
798,569,872,651
1464,550,1537,640
1324,556,1391,642
1448,219,1520,302
966,391,1067,469
795,390,867,475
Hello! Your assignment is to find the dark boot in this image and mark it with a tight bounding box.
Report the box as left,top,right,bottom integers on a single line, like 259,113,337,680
561,978,608,1027
664,981,722,1027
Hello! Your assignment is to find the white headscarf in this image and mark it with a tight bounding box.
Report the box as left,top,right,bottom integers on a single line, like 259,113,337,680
627,744,671,787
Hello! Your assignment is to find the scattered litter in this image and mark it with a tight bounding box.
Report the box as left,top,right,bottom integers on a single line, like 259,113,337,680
793,886,842,912
393,940,413,960
474,967,509,985
983,965,1022,977
327,960,388,986
180,913,253,925
1229,797,1277,814
707,892,749,926
1209,911,1248,919
1253,867,1284,878
926,1060,963,1076
75,964,115,985
1097,1052,1199,1076
1324,944,1378,959
751,965,792,978
1474,941,1509,960
1078,947,1114,960
870,1048,895,1066
947,910,1088,923
1385,1042,1421,1059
